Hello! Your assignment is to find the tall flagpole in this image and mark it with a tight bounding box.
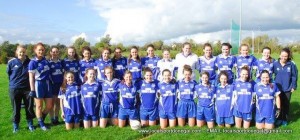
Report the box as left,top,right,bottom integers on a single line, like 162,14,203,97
239,0,242,46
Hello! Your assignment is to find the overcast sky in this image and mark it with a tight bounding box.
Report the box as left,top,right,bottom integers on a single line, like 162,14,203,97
0,0,299,45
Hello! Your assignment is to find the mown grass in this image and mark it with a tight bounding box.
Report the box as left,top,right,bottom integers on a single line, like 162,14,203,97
0,53,300,140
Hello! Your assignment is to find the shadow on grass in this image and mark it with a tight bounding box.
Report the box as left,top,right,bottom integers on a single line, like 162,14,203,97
289,101,300,124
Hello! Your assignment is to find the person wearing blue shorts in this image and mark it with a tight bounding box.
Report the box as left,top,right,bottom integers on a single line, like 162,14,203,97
28,43,53,131
49,46,64,125
136,67,159,127
81,68,101,129
177,65,197,127
233,66,255,129
196,71,216,128
118,71,139,128
158,69,177,129
215,71,235,128
7,45,35,133
99,66,120,128
59,72,83,130
254,70,281,129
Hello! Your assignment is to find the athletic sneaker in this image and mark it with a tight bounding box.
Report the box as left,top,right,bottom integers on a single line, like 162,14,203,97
13,127,19,133
28,125,35,132
40,126,48,131
282,121,288,126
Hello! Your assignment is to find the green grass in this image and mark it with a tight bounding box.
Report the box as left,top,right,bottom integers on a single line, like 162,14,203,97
1,53,300,140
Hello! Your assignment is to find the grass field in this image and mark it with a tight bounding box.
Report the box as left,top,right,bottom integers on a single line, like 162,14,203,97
1,53,300,140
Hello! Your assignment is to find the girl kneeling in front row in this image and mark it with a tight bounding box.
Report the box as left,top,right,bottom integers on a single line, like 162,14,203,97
177,65,197,127
215,71,235,128
59,72,83,130
118,71,139,127
81,68,101,128
196,71,216,128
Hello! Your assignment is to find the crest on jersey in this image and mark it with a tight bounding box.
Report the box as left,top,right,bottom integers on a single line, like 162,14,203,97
151,84,155,88
247,84,251,88
248,59,252,63
66,64,69,67
94,87,97,91
104,83,107,87
226,88,231,92
189,84,194,88
287,67,291,72
238,59,242,62
142,84,145,87
161,86,165,90
198,88,202,91
236,84,240,87
83,87,87,90
217,90,220,93
277,68,280,71
259,64,263,67
122,60,125,64
270,89,274,92
258,89,262,92
219,61,223,64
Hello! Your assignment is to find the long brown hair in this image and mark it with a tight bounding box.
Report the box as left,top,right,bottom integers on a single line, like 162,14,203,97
67,46,79,60
261,47,273,63
83,68,97,83
60,71,75,93
128,46,141,64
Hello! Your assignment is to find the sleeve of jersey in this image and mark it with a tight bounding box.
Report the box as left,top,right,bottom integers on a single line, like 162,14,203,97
6,61,12,76
58,90,65,99
291,62,298,90
28,61,37,73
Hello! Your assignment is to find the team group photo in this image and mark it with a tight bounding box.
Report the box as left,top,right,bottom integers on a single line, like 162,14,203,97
1,0,300,139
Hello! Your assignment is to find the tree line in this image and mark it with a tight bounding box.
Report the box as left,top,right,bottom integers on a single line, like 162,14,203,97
0,34,299,64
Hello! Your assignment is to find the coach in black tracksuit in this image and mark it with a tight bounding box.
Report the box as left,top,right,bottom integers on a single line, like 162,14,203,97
6,46,35,133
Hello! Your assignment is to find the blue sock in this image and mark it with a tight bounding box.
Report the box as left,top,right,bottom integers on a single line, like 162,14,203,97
38,118,45,127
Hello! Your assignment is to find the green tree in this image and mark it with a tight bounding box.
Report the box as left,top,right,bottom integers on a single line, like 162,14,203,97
73,37,90,54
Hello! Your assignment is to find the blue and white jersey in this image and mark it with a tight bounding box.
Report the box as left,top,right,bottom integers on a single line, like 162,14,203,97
273,60,298,92
112,56,127,80
233,80,255,113
127,59,142,81
62,58,80,83
177,80,197,101
215,54,236,81
254,82,280,118
235,55,257,78
141,56,160,80
118,82,138,109
81,82,101,115
95,58,113,81
79,59,97,81
28,57,51,81
215,84,234,117
136,80,159,109
198,56,217,81
101,78,120,104
195,84,216,107
254,58,275,81
158,81,178,113
58,83,83,115
157,59,176,81
49,59,64,84
7,57,30,89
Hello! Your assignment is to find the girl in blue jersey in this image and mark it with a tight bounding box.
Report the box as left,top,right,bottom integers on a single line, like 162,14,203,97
215,71,234,128
157,49,176,82
127,46,142,83
177,65,197,127
7,45,35,133
112,47,127,80
100,66,120,128
141,44,160,80
235,44,256,79
136,67,159,127
254,70,281,129
81,68,101,128
49,46,64,125
254,47,275,82
196,71,216,128
215,43,236,84
62,47,81,85
28,43,52,130
273,48,298,126
96,47,113,81
118,71,139,128
79,46,96,81
233,66,255,129
59,72,83,130
158,69,177,129
198,43,217,85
